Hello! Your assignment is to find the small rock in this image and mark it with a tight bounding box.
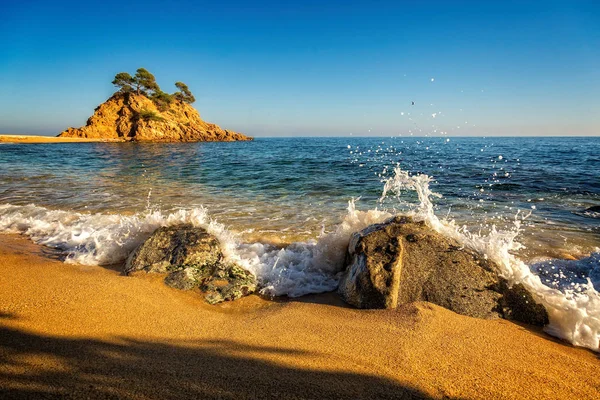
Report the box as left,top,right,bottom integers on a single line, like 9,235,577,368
203,264,257,304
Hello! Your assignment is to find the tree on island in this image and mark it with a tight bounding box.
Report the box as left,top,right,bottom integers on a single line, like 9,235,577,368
112,68,160,95
111,68,196,111
133,68,160,95
151,90,174,112
112,72,134,93
174,82,196,104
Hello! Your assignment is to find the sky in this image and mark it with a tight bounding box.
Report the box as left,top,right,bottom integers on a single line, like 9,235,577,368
0,0,598,137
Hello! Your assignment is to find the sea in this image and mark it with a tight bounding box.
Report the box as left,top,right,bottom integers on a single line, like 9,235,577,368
0,136,599,350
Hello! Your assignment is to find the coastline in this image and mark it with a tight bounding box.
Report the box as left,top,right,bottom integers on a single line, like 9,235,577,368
1,234,598,399
0,134,124,144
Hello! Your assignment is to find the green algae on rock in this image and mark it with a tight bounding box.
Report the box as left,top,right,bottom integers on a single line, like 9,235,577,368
126,224,256,304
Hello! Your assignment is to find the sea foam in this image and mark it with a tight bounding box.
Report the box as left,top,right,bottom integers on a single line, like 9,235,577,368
0,202,390,297
0,204,233,266
378,166,600,351
1,166,599,351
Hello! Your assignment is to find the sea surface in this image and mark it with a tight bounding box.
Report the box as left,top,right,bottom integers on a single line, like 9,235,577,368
1,137,599,350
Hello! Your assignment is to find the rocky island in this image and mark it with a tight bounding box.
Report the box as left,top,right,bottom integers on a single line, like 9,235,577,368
58,68,251,142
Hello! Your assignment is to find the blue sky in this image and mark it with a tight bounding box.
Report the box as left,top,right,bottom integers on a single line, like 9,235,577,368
0,0,598,136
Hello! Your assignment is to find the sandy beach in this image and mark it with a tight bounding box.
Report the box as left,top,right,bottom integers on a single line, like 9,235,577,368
0,135,123,144
0,234,598,399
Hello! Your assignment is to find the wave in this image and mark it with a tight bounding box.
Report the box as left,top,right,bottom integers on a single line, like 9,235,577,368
235,200,391,297
0,204,230,265
0,202,390,298
379,166,600,351
1,166,599,351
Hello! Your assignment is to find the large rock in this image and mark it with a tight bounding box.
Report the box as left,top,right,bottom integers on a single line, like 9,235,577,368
125,224,256,303
58,92,252,142
125,225,222,274
338,216,548,326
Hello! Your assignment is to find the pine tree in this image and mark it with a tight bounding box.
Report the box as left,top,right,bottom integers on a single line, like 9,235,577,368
133,68,160,95
174,82,196,104
112,72,134,92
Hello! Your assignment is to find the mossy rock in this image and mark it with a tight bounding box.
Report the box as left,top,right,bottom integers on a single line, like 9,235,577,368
202,264,258,304
126,224,257,304
125,224,222,274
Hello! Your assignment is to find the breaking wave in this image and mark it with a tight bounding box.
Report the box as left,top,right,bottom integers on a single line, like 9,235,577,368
377,166,600,351
0,166,599,351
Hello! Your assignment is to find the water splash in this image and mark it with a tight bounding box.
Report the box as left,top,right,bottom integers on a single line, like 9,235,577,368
0,203,236,266
378,166,600,351
235,199,391,297
380,166,442,218
1,166,599,350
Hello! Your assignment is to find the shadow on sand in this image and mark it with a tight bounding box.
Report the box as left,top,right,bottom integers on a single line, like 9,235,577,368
0,316,435,400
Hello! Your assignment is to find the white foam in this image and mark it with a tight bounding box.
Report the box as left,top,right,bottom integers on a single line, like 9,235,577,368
1,167,599,351
0,203,233,266
379,166,600,351
0,202,390,298
234,200,391,297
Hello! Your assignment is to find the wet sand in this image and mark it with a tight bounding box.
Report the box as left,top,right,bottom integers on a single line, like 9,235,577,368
0,234,598,399
0,135,123,143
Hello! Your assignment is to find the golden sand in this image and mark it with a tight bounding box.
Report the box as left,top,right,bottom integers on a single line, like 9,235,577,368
0,234,598,399
0,134,123,143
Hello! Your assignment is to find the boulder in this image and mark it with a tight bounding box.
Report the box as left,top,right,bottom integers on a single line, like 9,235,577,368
125,225,222,274
125,224,256,303
338,216,548,326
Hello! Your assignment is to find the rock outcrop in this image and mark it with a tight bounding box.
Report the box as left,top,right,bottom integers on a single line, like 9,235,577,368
126,224,256,304
58,93,251,142
338,216,548,326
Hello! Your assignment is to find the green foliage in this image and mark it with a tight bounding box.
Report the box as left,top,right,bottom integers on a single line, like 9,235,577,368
174,81,196,104
133,68,160,95
151,90,174,112
111,69,196,106
138,109,165,122
112,72,134,92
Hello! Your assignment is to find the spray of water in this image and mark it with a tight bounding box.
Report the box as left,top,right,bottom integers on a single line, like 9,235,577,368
0,204,237,266
378,166,600,351
1,166,599,350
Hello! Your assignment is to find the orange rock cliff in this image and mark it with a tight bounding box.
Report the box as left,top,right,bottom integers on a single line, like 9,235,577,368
58,93,252,142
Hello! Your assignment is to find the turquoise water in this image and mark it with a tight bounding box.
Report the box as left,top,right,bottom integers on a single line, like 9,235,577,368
1,136,600,350
1,137,598,255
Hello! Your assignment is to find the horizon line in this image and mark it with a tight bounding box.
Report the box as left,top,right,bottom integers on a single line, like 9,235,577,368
1,133,599,139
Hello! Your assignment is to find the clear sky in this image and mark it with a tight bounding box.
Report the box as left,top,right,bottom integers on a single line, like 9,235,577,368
0,0,598,137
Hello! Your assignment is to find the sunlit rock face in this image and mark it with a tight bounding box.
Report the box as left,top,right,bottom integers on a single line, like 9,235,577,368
59,93,252,142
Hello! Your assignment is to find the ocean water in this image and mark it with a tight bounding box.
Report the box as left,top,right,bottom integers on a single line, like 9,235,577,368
1,137,599,350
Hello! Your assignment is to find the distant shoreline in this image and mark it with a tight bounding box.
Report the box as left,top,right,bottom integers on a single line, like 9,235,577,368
0,134,124,144
2,134,598,143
